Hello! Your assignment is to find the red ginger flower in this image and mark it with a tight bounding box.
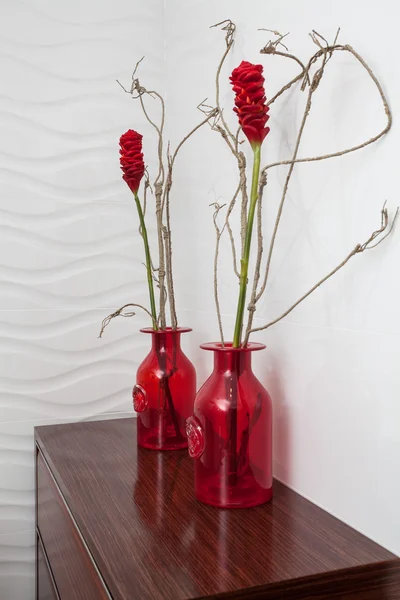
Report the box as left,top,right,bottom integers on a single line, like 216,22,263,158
230,61,270,147
119,130,145,193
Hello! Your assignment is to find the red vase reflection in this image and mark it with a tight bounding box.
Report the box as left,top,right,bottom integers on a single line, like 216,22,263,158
187,342,272,508
134,328,196,450
133,448,189,529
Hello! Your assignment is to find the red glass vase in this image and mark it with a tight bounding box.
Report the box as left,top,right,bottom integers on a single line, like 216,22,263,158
186,342,272,508
133,327,196,450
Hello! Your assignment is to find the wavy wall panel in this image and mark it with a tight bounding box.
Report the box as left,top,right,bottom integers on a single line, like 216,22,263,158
0,530,35,600
0,1,164,597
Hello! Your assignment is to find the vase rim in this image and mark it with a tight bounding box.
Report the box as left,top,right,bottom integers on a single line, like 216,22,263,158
200,342,266,352
140,327,192,334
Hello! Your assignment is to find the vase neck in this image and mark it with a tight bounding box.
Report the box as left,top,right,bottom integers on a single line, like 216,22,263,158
213,350,252,374
151,330,182,354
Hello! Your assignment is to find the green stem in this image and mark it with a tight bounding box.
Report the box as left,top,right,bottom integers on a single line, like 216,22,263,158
232,145,261,347
134,192,158,330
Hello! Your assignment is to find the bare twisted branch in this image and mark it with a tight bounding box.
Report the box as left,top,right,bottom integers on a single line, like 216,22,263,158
99,303,157,338
249,203,398,336
210,202,227,345
251,36,392,326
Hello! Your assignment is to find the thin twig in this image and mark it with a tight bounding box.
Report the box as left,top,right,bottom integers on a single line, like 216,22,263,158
139,85,166,323
118,61,168,326
259,29,290,51
162,224,177,329
119,68,166,186
224,182,241,278
262,44,392,173
367,207,399,248
142,172,151,219
234,126,242,152
206,21,241,159
265,49,309,82
155,182,167,328
124,61,166,187
170,110,219,169
260,29,310,88
99,303,156,338
259,29,310,107
243,171,268,344
267,69,306,108
255,64,318,304
255,41,392,307
249,204,398,335
310,29,329,49
136,90,165,186
333,27,341,46
203,18,248,262
211,19,237,146
208,114,248,257
120,56,222,331
161,110,219,328
238,151,249,258
116,56,144,94
210,202,227,345
199,98,237,155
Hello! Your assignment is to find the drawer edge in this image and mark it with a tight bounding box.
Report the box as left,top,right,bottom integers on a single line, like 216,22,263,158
37,531,61,600
36,443,113,600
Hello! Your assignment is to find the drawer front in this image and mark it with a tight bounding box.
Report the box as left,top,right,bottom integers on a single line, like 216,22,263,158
37,450,111,600
38,537,59,600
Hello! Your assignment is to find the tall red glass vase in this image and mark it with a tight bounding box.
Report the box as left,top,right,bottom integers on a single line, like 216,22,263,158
186,342,272,508
133,328,196,450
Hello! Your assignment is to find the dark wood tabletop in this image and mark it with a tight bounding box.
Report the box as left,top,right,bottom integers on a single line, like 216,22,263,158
35,418,400,600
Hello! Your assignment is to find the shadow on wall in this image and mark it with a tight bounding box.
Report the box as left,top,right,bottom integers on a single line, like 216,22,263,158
267,353,292,485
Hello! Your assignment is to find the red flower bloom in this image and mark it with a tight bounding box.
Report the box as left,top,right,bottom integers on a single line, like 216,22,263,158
119,130,145,193
230,61,270,147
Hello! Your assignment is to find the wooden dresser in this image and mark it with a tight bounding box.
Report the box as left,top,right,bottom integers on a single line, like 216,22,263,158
35,418,400,599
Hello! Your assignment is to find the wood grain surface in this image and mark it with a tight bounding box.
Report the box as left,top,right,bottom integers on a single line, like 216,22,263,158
37,451,111,600
35,418,400,600
37,537,59,600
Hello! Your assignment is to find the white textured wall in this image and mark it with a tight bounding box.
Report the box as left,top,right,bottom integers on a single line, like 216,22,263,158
0,1,164,597
166,0,400,554
1,1,399,598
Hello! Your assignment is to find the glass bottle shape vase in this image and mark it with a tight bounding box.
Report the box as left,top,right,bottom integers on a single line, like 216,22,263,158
186,342,272,507
133,327,196,450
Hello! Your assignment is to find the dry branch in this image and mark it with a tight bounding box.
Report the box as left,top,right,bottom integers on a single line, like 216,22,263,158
99,303,156,338
162,224,177,329
118,59,219,330
208,20,250,268
161,109,220,327
170,110,219,169
248,204,398,336
225,182,241,278
210,19,237,147
243,171,267,344
259,30,310,108
243,33,393,343
117,64,168,327
207,24,394,345
260,29,310,93
238,151,249,257
262,45,391,173
210,202,227,345
256,63,318,303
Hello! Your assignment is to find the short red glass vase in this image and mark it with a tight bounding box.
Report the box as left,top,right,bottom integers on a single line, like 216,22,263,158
133,327,196,450
186,342,272,508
